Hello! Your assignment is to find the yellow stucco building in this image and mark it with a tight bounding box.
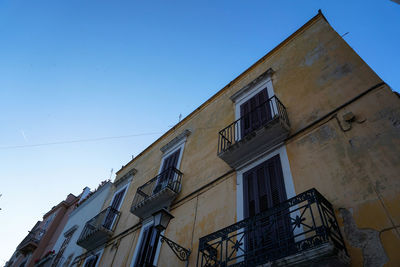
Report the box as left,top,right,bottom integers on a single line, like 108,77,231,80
74,12,400,267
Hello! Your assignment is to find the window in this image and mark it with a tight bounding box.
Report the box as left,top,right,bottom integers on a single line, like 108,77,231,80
132,223,160,267
243,154,292,252
232,68,276,140
103,185,128,230
155,130,187,194
52,227,77,267
131,220,164,267
83,250,102,267
154,148,181,194
235,145,298,260
240,88,271,138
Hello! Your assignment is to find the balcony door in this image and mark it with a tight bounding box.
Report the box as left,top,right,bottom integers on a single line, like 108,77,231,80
154,148,181,194
103,186,127,230
133,223,160,267
243,154,292,258
83,250,102,267
240,88,271,138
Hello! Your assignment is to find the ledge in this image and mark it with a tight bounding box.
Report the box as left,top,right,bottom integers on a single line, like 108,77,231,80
230,68,274,103
160,129,191,153
259,242,350,267
114,168,137,187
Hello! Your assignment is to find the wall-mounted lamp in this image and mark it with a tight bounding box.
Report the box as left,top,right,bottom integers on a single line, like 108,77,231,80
152,209,191,263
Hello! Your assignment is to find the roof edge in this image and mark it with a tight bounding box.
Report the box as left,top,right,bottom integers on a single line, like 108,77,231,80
116,10,328,176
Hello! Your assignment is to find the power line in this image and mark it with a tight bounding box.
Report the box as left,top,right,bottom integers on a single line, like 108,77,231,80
0,132,164,150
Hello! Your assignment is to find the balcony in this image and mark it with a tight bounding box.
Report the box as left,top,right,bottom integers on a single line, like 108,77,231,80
17,228,45,255
197,189,349,267
131,167,182,219
77,207,120,251
218,96,290,168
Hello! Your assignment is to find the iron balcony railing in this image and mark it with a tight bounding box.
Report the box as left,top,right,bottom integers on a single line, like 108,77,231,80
197,188,347,267
218,96,289,154
131,167,183,208
17,228,45,253
77,207,120,245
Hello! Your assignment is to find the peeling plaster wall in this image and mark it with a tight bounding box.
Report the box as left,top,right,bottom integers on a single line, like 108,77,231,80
287,86,400,266
340,208,388,267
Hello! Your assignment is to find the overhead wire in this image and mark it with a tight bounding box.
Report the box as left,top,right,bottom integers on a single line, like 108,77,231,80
0,132,165,150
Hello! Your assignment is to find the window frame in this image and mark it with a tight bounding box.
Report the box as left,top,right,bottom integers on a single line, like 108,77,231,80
82,248,103,267
130,219,164,267
158,137,186,175
232,72,277,141
235,145,302,260
105,183,130,230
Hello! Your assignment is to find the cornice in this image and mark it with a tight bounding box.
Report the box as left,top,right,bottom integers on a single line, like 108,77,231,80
230,68,274,103
160,129,191,153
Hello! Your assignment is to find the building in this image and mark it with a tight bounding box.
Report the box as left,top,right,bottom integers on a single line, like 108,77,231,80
72,11,400,267
12,10,400,267
7,193,81,267
50,181,112,267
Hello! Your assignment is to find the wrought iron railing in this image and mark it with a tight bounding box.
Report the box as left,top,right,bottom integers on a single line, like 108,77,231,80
218,96,289,154
17,228,45,252
197,188,347,267
131,167,183,208
77,207,120,244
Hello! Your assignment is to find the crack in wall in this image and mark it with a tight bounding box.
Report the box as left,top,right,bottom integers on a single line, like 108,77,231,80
339,208,388,267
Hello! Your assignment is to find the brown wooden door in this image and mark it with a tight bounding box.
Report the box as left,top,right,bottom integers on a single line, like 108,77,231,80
243,155,291,257
240,89,271,138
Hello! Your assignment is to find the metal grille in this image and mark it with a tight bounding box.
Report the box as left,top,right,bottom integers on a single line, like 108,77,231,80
77,207,120,245
197,188,347,267
131,167,183,208
218,96,289,154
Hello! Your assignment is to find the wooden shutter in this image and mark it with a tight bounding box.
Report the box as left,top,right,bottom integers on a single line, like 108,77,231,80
265,155,287,207
155,149,181,193
243,171,256,219
242,154,290,253
110,187,127,210
239,89,270,138
160,148,181,172
103,187,126,229
135,226,159,267
135,226,151,266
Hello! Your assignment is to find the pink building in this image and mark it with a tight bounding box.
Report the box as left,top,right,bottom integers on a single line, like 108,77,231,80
6,193,81,267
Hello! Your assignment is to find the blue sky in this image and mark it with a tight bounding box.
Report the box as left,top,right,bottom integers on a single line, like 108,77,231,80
0,0,399,263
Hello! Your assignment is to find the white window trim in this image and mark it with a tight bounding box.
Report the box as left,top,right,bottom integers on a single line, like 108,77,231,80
107,182,130,229
158,137,186,174
82,248,104,267
130,219,164,267
236,145,296,222
233,75,277,141
110,183,130,212
235,145,304,260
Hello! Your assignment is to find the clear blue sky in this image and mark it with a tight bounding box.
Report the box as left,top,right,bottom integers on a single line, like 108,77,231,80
0,0,398,263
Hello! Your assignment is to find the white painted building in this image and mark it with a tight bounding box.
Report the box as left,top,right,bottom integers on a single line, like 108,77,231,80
50,181,112,267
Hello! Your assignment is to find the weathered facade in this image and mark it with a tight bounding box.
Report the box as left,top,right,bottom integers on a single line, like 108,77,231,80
7,194,80,267
51,182,112,267
70,12,400,267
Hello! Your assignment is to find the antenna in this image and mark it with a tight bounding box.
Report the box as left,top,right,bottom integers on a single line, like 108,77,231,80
109,168,114,180
168,113,183,128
